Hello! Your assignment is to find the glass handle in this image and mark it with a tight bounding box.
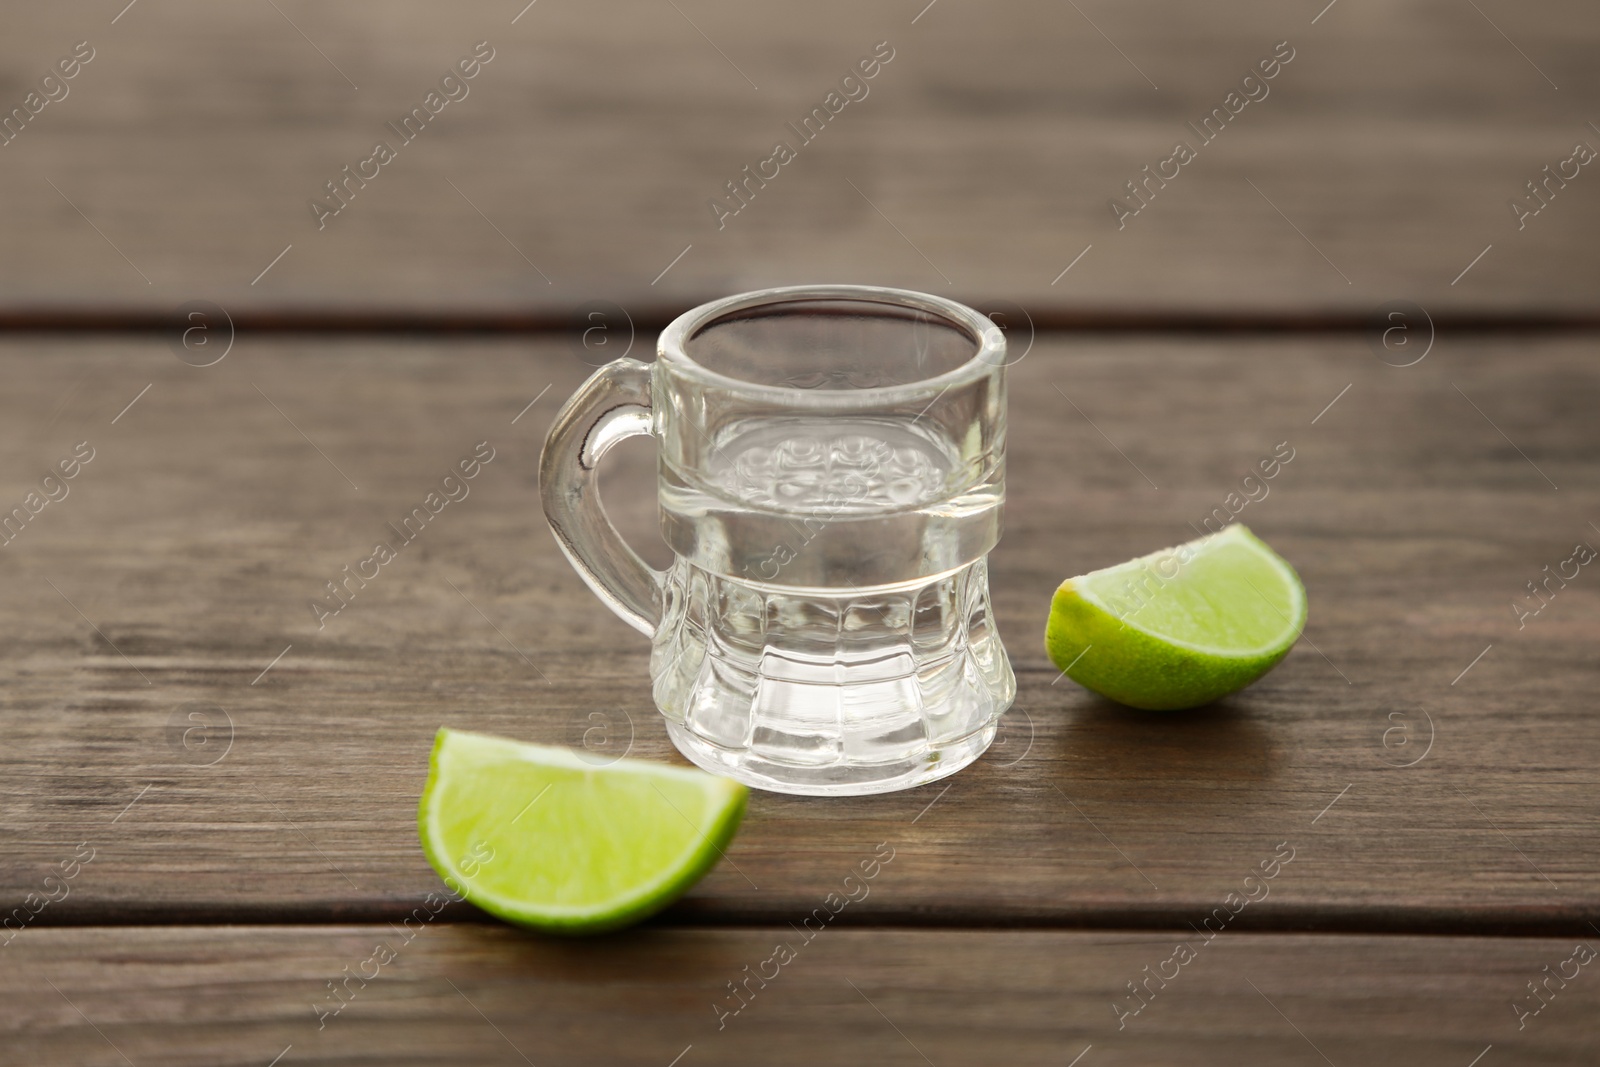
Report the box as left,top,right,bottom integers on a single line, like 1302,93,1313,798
539,358,662,638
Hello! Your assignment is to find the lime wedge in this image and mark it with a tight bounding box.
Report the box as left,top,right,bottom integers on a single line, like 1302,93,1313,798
1045,524,1306,710
418,728,747,934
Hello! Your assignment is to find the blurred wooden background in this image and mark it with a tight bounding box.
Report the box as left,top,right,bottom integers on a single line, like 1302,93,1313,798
0,0,1595,316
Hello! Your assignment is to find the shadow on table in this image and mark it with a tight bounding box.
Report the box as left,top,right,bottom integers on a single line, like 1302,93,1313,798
1048,695,1280,785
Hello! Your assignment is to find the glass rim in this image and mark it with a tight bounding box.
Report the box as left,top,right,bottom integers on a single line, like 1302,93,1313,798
656,284,1006,404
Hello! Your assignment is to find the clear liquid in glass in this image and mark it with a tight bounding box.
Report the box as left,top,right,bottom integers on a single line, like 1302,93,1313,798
654,415,1014,795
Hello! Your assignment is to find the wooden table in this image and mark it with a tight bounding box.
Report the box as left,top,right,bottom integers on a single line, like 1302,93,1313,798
2,3,1597,1064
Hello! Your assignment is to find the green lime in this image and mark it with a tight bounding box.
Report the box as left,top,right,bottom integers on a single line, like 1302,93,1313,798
1045,524,1306,710
418,728,747,935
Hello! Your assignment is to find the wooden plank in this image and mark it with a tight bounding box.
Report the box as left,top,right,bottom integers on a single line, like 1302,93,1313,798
4,926,1597,1065
0,334,1594,927
0,1,1595,314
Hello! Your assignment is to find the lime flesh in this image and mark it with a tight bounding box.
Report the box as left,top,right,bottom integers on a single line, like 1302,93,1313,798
1045,524,1306,710
418,729,747,934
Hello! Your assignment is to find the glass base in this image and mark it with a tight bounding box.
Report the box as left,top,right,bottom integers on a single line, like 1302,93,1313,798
665,718,1000,797
650,559,1014,797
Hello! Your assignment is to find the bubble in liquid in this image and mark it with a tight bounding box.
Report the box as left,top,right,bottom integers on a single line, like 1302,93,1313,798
714,421,952,510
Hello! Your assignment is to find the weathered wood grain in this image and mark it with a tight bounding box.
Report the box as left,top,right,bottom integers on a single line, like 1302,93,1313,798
0,334,1594,928
4,926,1597,1065
0,1,1595,314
